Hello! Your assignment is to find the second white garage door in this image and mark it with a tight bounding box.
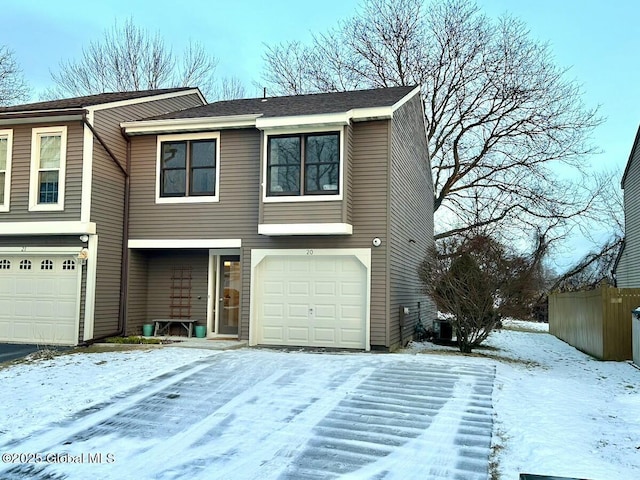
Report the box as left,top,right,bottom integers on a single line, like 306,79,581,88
0,255,80,345
254,253,368,349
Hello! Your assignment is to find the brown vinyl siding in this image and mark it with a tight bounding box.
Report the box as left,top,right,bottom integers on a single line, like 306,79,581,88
89,92,205,339
126,250,149,335
128,121,392,347
388,95,435,349
262,201,344,224
90,142,125,338
92,92,204,169
144,251,209,327
618,141,640,287
1,122,83,221
344,124,353,225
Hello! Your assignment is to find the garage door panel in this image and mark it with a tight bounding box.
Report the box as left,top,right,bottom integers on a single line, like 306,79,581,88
288,282,310,296
0,255,79,345
287,327,310,342
314,281,336,296
255,254,366,349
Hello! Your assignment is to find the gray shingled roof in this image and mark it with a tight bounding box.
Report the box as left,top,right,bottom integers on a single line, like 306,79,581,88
150,86,418,120
0,87,195,113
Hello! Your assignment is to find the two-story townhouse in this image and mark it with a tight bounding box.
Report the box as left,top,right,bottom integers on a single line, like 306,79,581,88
615,126,640,287
121,86,434,351
0,88,205,345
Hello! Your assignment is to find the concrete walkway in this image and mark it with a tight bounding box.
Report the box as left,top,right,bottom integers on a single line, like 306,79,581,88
0,350,495,479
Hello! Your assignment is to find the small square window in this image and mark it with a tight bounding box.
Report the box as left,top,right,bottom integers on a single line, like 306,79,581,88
157,133,220,204
266,132,340,197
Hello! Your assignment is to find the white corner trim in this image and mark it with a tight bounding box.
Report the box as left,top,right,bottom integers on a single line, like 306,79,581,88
0,129,13,212
86,88,205,112
81,112,94,223
121,114,261,135
258,223,353,236
128,239,242,249
0,221,97,235
82,234,98,341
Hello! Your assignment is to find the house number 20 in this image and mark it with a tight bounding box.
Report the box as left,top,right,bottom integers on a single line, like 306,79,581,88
306,249,313,255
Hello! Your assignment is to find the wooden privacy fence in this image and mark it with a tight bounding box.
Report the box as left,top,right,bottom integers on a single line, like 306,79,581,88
548,285,640,361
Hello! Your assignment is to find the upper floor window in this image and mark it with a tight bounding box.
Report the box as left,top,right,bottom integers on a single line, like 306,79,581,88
156,132,220,204
29,126,67,211
266,132,340,198
0,129,13,212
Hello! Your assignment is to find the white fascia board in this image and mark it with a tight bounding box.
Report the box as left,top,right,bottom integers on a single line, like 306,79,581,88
256,112,351,130
0,222,97,235
121,114,261,135
0,114,84,126
87,88,205,112
391,86,422,111
349,107,394,121
258,223,353,236
128,239,242,249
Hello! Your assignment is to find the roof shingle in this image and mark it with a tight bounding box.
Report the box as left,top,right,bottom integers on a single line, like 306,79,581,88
150,86,418,120
0,87,196,113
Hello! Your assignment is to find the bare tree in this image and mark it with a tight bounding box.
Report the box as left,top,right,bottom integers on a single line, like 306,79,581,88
420,233,547,352
49,18,221,99
0,45,30,105
262,0,602,245
210,76,247,101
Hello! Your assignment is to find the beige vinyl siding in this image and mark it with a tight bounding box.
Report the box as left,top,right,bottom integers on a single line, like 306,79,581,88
126,250,149,335
262,201,343,224
0,122,83,221
128,121,392,348
388,95,435,349
618,142,640,287
145,251,208,327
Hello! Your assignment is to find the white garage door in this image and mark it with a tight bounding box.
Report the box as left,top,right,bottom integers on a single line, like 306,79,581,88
255,254,367,349
0,255,79,345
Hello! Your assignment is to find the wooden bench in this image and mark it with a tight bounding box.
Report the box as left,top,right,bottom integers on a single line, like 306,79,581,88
153,319,199,338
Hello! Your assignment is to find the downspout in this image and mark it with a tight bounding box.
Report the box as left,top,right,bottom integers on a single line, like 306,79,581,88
79,112,130,345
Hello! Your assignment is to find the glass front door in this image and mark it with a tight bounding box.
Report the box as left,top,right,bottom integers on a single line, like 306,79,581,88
218,256,240,335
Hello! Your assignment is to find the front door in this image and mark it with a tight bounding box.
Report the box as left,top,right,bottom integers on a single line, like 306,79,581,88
218,256,240,335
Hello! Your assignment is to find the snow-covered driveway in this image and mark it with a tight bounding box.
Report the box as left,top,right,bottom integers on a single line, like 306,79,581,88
0,349,494,480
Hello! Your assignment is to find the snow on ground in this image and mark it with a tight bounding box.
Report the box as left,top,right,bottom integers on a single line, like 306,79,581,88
408,320,640,480
0,323,638,480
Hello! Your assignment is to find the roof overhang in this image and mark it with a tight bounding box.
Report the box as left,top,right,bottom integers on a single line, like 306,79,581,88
121,114,262,135
0,109,85,125
120,85,422,135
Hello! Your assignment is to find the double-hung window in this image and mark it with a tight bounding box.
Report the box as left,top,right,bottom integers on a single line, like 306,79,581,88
267,132,340,197
0,129,13,212
157,133,220,203
29,126,67,211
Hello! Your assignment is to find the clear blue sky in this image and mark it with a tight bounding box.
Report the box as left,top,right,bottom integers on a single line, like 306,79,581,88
2,0,636,172
1,0,636,266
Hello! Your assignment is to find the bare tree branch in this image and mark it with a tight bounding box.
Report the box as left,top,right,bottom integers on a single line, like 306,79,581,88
0,45,30,106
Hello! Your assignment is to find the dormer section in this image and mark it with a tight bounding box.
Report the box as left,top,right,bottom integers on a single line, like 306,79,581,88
258,114,352,236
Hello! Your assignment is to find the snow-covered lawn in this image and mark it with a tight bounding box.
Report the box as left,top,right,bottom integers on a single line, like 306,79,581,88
407,318,640,479
0,321,637,480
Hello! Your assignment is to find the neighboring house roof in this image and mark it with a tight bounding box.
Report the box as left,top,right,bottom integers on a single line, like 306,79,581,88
0,88,199,114
620,124,640,188
150,85,418,120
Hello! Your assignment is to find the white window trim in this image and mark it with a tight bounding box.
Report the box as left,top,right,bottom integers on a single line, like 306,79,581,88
0,129,13,212
156,131,220,204
29,126,67,212
262,125,345,203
